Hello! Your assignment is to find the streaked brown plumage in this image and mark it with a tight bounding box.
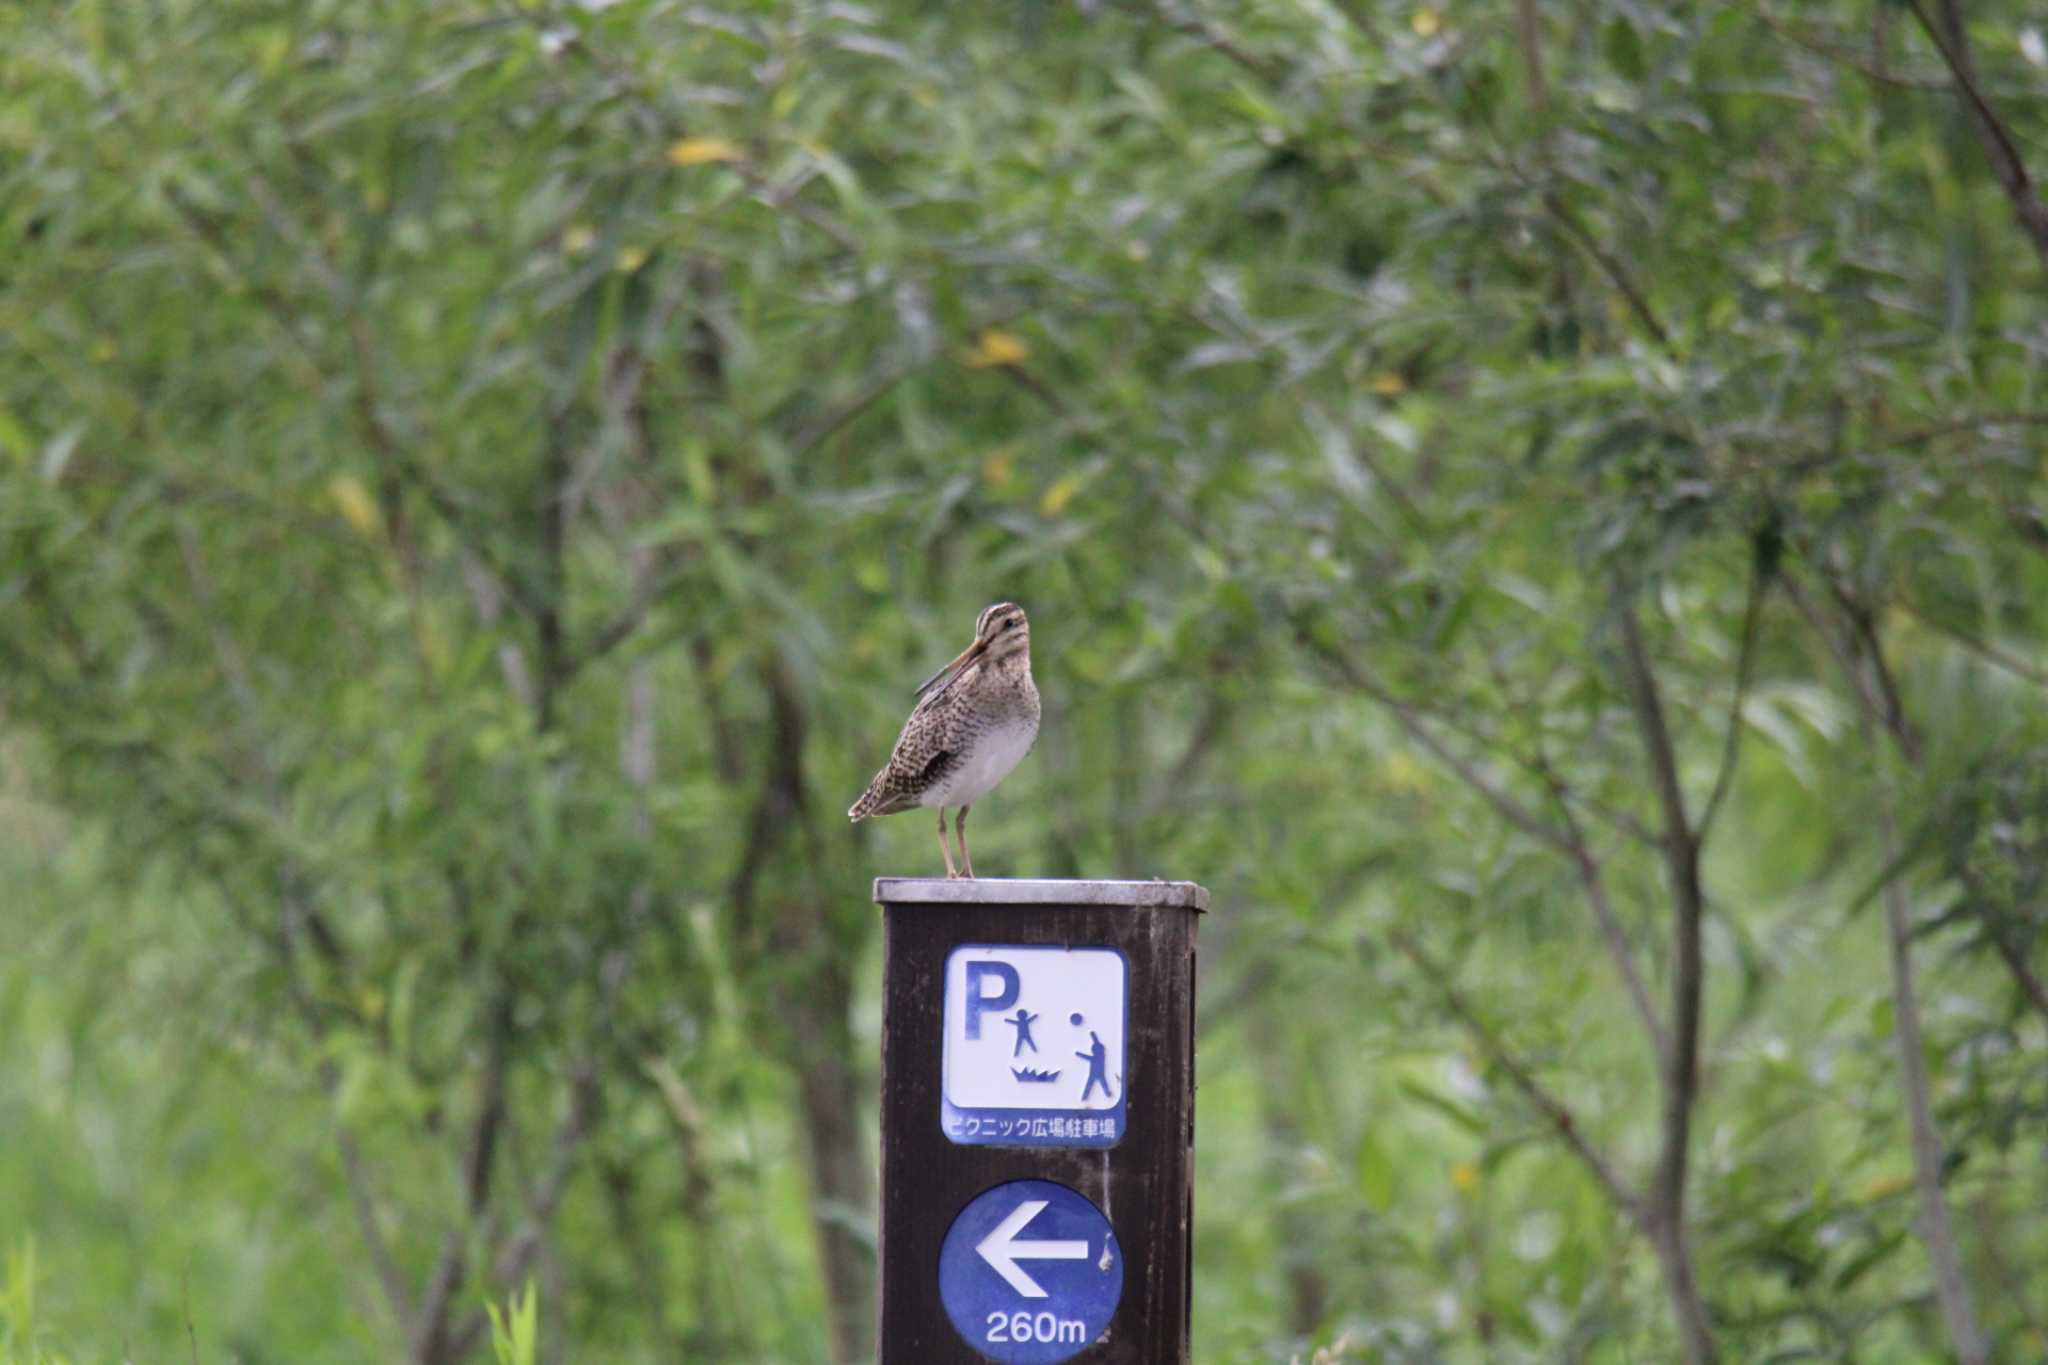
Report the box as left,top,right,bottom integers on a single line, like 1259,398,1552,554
848,602,1040,878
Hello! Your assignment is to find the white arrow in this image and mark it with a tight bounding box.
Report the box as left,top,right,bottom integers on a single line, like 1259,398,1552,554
975,1199,1090,1298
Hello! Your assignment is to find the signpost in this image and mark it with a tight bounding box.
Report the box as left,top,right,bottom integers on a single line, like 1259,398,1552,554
877,878,1205,1364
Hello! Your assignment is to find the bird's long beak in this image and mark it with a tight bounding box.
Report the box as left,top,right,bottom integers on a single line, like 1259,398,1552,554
914,636,988,700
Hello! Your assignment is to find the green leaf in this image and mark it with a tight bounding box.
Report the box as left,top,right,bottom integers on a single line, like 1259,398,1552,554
1355,1129,1395,1211
1397,1080,1487,1137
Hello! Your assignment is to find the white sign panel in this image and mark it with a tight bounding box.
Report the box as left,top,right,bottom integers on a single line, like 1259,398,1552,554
942,944,1128,1148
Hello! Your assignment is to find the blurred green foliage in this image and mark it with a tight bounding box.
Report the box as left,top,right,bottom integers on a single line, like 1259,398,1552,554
2,0,2046,1362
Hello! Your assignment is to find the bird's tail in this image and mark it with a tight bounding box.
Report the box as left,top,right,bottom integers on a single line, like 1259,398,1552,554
848,775,911,822
848,783,882,823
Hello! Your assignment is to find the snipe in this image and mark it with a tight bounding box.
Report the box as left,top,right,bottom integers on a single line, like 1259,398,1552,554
848,602,1040,878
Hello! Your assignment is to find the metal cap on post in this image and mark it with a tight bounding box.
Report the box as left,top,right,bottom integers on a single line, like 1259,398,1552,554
876,877,1206,1365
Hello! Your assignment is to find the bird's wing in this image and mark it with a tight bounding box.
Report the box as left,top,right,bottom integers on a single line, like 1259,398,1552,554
913,745,959,789
852,704,960,817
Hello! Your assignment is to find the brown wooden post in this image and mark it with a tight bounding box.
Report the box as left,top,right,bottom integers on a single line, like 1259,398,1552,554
876,878,1204,1365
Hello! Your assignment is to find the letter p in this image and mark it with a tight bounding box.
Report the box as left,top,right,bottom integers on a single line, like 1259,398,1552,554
964,961,1020,1040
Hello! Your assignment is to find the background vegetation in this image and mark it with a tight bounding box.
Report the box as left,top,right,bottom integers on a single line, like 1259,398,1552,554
3,0,2046,1361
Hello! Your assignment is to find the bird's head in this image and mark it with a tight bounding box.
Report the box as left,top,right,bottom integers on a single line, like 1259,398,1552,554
975,601,1030,663
914,602,1030,699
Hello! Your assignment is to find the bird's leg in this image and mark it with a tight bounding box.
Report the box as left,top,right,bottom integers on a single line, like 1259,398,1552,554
935,807,959,879
956,804,974,879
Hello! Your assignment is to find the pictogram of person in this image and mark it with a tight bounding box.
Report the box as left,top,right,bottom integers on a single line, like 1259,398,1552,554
1076,1031,1113,1101
1005,1007,1039,1057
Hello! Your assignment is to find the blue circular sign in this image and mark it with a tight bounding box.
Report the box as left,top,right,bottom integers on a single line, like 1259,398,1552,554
938,1179,1122,1363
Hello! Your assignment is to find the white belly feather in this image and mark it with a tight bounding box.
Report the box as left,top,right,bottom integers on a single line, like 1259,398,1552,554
922,720,1037,808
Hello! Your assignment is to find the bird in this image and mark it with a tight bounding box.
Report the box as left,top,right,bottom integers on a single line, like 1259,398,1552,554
848,602,1040,878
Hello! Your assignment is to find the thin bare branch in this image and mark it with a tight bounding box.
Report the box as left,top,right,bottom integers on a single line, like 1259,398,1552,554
561,555,692,685
495,1061,601,1285
1615,597,1717,1365
1829,575,1919,763
1957,868,2048,1028
1991,934,2048,1026
1798,576,1990,1365
1541,191,1676,355
789,364,916,456
409,990,514,1364
1876,799,1990,1365
1388,931,1641,1220
166,175,543,628
1879,412,2048,448
1894,596,2048,691
560,329,694,688
446,1059,604,1360
336,1130,415,1328
1697,556,1767,842
240,871,414,1340
531,412,574,734
599,1157,678,1351
1515,0,1548,113
1547,766,1671,1066
1757,9,1952,92
738,162,867,256
1783,569,1881,717
1000,361,1070,416
1301,633,1574,854
1307,626,1670,1064
1151,0,1282,81
1305,395,1435,536
1427,683,1659,849
1904,0,2048,268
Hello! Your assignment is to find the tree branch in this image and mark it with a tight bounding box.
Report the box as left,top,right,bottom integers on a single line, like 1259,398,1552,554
1894,596,2048,691
335,1130,415,1330
1541,192,1676,355
255,874,413,1338
1958,867,2048,1028
1757,8,1952,92
1782,569,1883,719
164,176,546,629
788,364,916,456
1798,578,1990,1365
1547,767,1671,1066
1435,692,1659,849
1615,597,1717,1365
1875,798,1990,1365
1387,931,1640,1220
215,867,415,1343
1696,555,1767,843
532,410,573,734
1309,628,1669,1062
1301,633,1574,853
338,276,540,628
409,988,514,1365
1515,0,1548,114
557,315,696,690
597,1156,678,1351
494,1059,601,1286
1905,0,2048,268
1150,0,1282,81
1828,574,1919,763
445,1058,603,1360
